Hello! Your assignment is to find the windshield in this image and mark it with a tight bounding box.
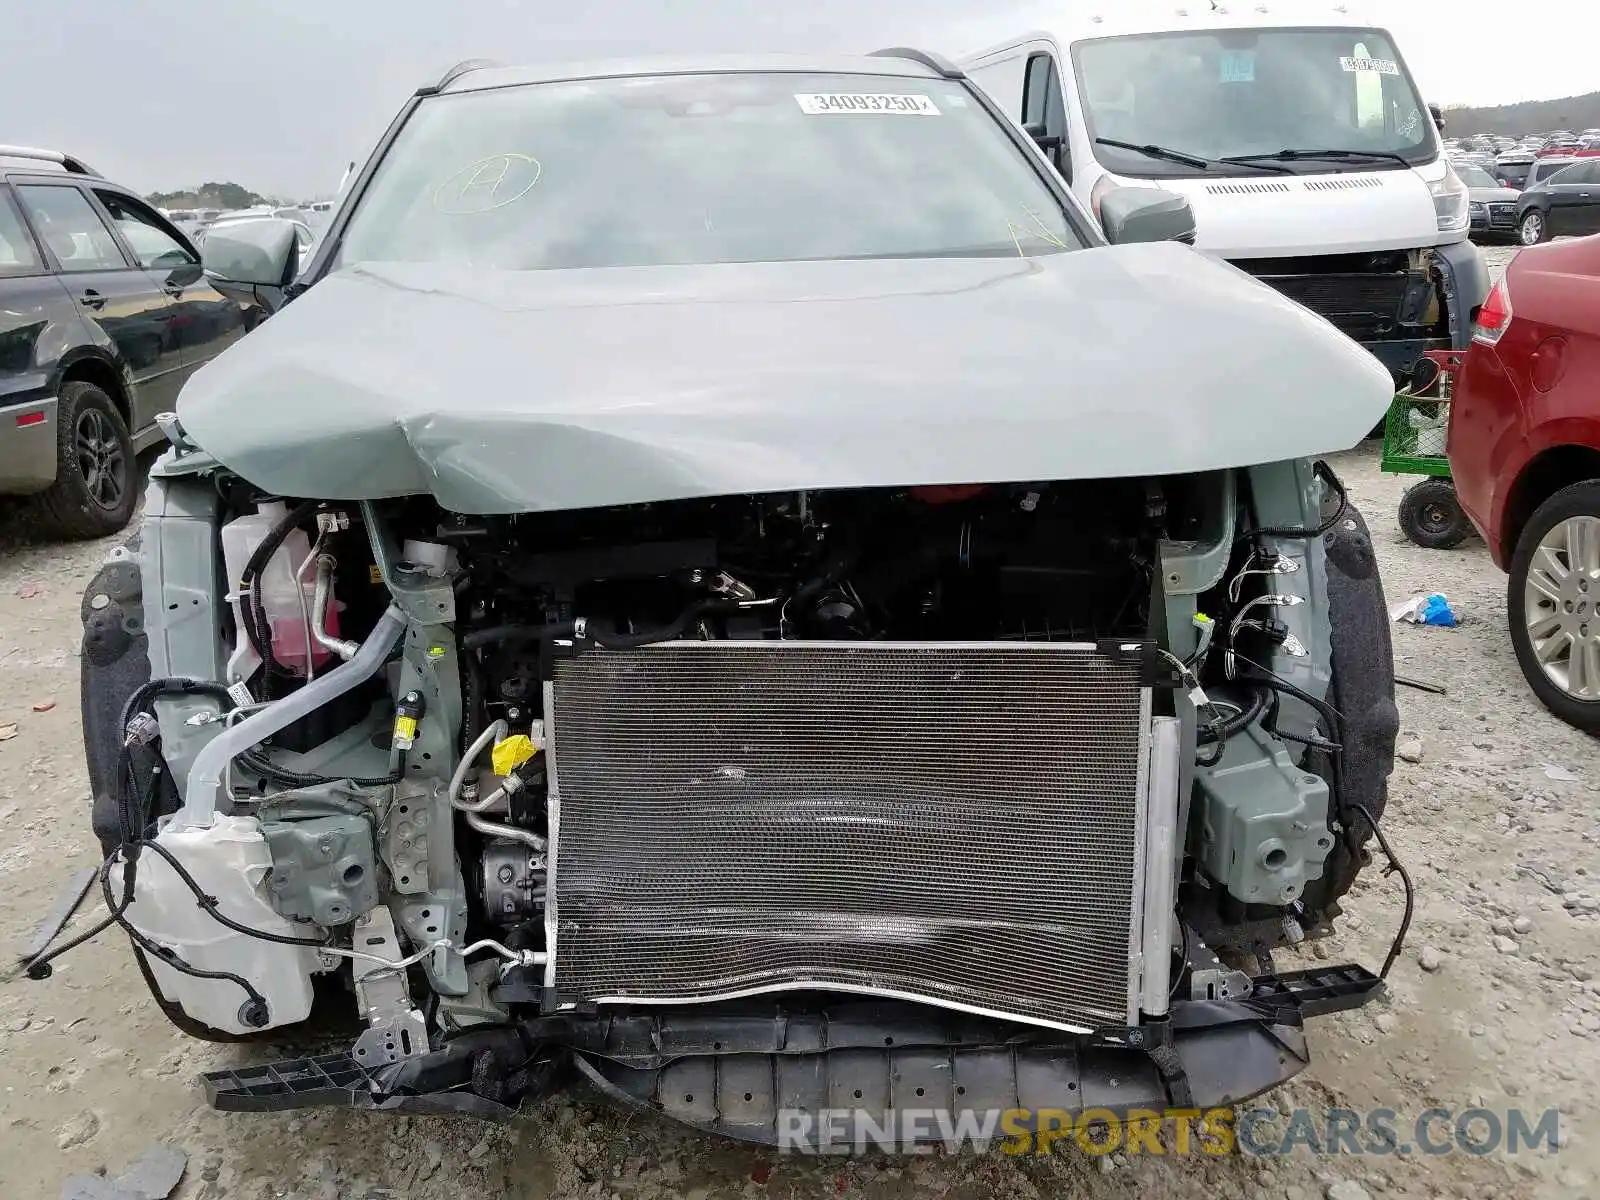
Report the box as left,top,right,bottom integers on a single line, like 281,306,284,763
334,72,1082,271
1074,26,1437,177
1457,165,1498,188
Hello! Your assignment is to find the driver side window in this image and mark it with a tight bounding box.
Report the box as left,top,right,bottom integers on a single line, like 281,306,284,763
94,190,198,270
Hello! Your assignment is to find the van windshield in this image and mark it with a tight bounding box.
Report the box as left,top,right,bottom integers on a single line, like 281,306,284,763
335,72,1084,270
1074,27,1437,178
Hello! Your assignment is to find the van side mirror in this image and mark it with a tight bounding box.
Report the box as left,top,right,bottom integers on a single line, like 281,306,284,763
201,218,299,313
1023,121,1063,152
1098,186,1197,246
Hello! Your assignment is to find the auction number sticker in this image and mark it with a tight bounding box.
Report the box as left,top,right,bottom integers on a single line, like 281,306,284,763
1339,56,1399,74
795,93,941,115
1219,50,1255,83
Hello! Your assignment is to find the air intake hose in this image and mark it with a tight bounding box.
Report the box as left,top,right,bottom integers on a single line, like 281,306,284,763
177,605,406,828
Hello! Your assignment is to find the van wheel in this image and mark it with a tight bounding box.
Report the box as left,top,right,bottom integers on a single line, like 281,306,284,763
1397,479,1471,549
33,380,137,540
1518,210,1548,246
1507,481,1600,731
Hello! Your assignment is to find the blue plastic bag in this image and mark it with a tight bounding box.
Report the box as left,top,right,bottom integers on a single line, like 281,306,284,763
1417,593,1457,627
1391,592,1458,626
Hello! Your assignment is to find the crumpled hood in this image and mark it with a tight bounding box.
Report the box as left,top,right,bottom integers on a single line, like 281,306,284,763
177,245,1394,513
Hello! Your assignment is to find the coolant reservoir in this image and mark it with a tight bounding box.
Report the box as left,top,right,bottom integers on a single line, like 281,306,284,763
220,501,336,683
113,815,321,1034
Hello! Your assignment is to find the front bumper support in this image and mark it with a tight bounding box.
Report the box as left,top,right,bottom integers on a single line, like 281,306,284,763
201,965,1383,1140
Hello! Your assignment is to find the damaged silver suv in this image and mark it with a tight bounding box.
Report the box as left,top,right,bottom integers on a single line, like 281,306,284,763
47,50,1405,1142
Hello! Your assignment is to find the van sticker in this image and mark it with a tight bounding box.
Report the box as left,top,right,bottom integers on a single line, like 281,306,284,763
1219,50,1255,83
794,93,941,115
1339,56,1400,75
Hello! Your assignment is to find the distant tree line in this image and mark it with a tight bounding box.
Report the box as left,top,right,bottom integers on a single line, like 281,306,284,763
1444,91,1600,135
145,182,269,210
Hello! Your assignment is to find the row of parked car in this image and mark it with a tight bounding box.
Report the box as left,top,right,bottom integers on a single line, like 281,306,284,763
1450,141,1600,246
1448,128,1600,159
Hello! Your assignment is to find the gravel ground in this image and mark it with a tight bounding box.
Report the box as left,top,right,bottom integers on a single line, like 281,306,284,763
4,242,1596,1200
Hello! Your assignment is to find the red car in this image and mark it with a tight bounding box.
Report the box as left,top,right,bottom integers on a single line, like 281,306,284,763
1449,234,1600,730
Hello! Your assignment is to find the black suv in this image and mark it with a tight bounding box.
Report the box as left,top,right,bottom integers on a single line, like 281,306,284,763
0,146,262,537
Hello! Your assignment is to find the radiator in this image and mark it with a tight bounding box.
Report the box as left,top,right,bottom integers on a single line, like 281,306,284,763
1250,271,1411,339
543,640,1155,1032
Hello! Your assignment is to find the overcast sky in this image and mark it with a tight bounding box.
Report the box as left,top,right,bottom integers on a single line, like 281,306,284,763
3,0,1593,197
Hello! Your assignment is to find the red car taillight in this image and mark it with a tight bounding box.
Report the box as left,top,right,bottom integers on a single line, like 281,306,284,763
1472,278,1513,345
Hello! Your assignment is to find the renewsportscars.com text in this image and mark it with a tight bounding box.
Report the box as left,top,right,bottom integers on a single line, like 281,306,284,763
777,1106,1562,1157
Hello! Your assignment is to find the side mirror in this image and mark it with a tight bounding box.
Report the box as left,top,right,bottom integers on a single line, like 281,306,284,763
1098,186,1197,246
163,261,203,288
201,218,299,313
1023,121,1063,152
1428,103,1445,132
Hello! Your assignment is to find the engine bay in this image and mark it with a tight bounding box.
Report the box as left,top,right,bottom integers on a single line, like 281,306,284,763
448,478,1167,724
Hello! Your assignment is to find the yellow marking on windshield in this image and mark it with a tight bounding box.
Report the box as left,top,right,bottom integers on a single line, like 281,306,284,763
433,153,543,215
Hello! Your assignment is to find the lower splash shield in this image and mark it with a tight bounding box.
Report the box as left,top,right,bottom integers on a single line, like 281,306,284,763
542,640,1162,1032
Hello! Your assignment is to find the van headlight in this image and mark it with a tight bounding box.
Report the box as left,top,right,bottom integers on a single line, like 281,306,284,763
1431,168,1470,232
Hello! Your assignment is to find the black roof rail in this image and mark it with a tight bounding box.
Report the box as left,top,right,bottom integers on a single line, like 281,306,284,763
0,144,102,177
867,47,965,79
417,58,503,96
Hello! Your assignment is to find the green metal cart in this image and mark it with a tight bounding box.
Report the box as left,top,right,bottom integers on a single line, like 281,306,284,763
1381,348,1470,549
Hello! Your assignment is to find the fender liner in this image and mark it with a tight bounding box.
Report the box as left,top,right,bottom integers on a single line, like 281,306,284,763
1304,506,1399,913
80,537,152,856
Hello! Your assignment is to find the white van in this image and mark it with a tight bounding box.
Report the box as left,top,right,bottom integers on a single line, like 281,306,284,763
958,2,1489,387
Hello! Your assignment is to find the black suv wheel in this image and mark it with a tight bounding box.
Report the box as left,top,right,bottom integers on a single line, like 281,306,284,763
33,379,137,539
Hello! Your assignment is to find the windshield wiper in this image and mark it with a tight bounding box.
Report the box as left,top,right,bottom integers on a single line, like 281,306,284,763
1094,137,1294,175
1222,148,1413,168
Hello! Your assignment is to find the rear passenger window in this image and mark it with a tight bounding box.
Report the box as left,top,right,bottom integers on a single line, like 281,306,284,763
0,189,43,277
15,185,126,272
